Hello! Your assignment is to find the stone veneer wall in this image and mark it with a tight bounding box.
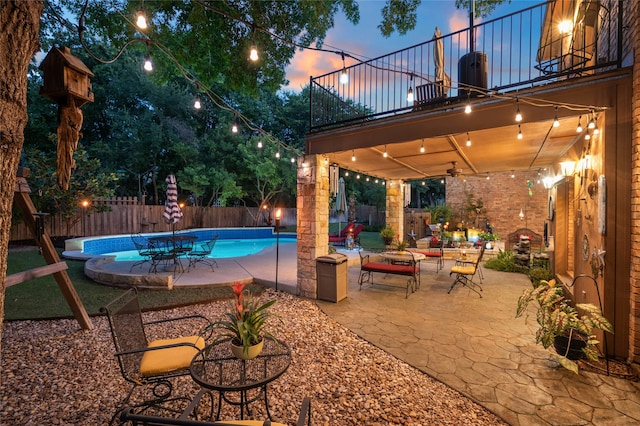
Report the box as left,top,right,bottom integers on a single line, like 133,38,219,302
445,170,548,239
629,0,640,364
385,180,404,242
296,155,329,299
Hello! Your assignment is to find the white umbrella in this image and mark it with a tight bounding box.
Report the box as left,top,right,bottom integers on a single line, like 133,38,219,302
433,27,450,97
335,177,347,232
162,174,183,237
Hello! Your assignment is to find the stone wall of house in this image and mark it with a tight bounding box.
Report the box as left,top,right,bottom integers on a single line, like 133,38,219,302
385,180,405,242
629,0,640,364
445,170,548,241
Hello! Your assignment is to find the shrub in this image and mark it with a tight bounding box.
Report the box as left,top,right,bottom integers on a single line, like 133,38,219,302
485,249,519,272
528,267,554,286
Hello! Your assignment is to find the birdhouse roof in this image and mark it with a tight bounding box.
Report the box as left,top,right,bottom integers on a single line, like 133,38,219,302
39,46,94,77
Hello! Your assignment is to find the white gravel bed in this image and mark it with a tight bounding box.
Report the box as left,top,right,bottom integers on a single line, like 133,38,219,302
1,289,506,425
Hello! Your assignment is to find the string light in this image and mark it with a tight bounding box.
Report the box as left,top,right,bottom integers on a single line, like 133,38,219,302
576,115,583,133
231,121,238,133
407,75,414,103
420,139,425,153
375,179,379,183
351,150,356,162
249,45,259,61
585,132,591,141
356,174,360,179
345,171,349,176
383,145,388,158
517,124,523,139
290,157,295,163
143,54,153,71
466,132,471,147
257,140,263,148
515,97,522,122
588,112,595,129
464,102,472,114
340,52,348,85
553,106,560,127
194,97,201,109
366,177,370,182
422,181,425,185
275,151,280,159
136,9,148,29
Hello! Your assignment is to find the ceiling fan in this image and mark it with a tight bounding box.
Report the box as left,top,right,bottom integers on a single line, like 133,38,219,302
446,161,463,177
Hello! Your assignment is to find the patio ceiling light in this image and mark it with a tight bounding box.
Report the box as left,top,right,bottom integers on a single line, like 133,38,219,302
275,151,280,159
143,54,153,71
553,106,560,127
257,140,263,148
249,45,259,61
136,10,148,30
351,150,356,162
466,132,471,147
515,98,522,122
517,124,523,139
383,145,388,158
340,52,348,85
420,139,425,153
576,115,583,133
194,97,201,109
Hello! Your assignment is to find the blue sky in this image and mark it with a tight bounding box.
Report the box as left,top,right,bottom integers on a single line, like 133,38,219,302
283,0,541,91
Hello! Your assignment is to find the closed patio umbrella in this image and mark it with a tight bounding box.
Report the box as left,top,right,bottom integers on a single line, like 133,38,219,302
162,174,183,236
433,26,450,97
335,177,347,232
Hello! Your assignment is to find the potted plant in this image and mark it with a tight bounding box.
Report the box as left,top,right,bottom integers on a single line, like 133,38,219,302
516,279,613,373
205,282,280,359
380,226,395,245
395,238,409,253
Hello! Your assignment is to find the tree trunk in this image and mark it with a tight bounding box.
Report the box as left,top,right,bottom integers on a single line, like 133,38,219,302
0,0,44,351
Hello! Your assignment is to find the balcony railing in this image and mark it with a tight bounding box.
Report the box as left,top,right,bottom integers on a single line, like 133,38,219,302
309,0,623,131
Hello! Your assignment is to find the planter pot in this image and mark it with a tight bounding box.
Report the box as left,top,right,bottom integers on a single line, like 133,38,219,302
382,237,394,245
231,339,264,360
554,332,587,360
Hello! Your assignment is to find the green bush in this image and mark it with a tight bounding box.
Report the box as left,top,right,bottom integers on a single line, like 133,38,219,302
484,249,519,272
528,267,554,286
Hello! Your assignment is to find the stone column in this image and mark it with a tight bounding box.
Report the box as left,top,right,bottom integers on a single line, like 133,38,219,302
296,155,329,299
385,180,404,243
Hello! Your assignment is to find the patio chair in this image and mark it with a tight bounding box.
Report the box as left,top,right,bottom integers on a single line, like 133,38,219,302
416,240,444,272
448,244,485,297
188,234,219,272
119,395,312,426
130,233,158,272
328,222,354,245
101,288,212,423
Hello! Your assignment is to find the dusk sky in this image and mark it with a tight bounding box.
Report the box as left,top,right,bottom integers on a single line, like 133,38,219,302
283,0,541,91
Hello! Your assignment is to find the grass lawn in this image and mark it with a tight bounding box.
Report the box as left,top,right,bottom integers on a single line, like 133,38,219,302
5,228,385,321
5,246,249,321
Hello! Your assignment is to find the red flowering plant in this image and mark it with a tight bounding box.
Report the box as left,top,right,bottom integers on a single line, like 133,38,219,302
205,283,280,355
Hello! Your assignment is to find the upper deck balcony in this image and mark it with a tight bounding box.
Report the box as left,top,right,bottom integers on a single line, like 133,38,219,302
309,0,623,132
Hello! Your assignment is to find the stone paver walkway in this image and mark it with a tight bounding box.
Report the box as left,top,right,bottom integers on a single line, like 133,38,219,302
317,258,640,426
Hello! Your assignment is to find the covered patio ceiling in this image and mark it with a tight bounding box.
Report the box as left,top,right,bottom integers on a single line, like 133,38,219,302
306,71,627,182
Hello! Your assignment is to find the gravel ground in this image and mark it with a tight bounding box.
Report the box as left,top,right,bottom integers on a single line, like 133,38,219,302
1,289,507,425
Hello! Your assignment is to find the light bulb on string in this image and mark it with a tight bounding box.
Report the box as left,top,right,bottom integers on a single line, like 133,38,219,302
420,139,425,153
466,132,471,147
588,112,596,129
340,52,348,85
143,55,153,71
275,151,280,159
374,179,379,183
383,145,388,158
593,115,600,134
517,124,523,140
553,106,560,127
366,177,370,182
351,150,356,162
136,10,148,29
257,140,263,148
345,171,349,177
576,115,583,133
407,75,414,103
356,174,360,179
231,122,238,133
249,45,259,61
193,97,201,109
515,97,522,122
585,132,591,141
464,93,472,113
422,181,425,185
290,157,295,163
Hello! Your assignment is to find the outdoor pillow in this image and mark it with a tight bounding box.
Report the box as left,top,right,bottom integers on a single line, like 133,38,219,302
140,335,205,376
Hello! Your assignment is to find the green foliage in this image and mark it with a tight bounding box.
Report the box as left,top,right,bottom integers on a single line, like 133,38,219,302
478,232,500,241
430,205,452,223
484,249,519,272
515,279,614,373
528,267,555,287
380,226,395,239
455,0,510,18
202,282,281,355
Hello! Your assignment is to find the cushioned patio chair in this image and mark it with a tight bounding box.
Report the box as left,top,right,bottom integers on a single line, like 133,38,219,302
328,222,354,245
101,288,212,423
416,240,444,272
188,234,219,272
119,395,312,426
448,244,485,298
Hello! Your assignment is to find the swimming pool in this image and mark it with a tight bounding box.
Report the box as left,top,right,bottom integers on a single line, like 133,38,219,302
63,228,296,261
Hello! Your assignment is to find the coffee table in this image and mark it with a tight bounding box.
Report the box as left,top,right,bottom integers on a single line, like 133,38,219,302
190,337,291,421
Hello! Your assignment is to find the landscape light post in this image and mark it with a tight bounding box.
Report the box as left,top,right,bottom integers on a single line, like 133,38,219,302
275,208,281,291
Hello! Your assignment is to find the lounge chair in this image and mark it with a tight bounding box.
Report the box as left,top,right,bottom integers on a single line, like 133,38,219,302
329,223,364,246
328,222,354,243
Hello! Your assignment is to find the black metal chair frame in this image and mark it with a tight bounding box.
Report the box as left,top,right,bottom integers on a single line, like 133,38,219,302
130,234,158,272
119,394,311,426
101,288,212,424
358,251,420,298
448,244,486,298
187,234,219,272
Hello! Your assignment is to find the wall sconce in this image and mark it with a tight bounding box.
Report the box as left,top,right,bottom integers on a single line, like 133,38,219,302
560,161,576,177
542,176,554,189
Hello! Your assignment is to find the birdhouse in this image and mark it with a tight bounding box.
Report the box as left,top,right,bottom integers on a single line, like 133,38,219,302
39,46,94,107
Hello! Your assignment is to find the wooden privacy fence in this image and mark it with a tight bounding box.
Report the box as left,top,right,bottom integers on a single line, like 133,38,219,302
11,198,383,241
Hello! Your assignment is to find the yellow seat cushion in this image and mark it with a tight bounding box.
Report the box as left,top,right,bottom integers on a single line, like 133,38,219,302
451,266,475,275
139,335,205,376
214,421,287,426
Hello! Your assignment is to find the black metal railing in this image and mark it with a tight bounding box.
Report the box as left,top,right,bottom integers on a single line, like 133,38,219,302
309,0,623,131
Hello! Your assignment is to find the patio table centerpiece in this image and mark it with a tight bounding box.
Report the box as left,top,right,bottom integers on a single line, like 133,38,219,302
205,282,280,360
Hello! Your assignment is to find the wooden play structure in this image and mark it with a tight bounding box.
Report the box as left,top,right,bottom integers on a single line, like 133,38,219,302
7,169,92,330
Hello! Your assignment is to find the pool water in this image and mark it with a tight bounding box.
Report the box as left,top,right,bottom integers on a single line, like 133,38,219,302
104,238,295,261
